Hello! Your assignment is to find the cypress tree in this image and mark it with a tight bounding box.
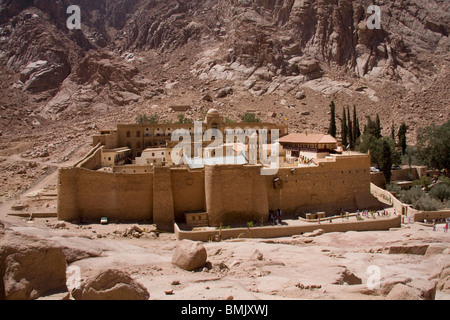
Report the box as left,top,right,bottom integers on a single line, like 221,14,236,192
352,106,358,143
356,118,361,140
376,114,382,139
380,139,393,183
391,122,396,142
348,107,353,149
341,107,348,148
328,101,337,138
398,122,408,155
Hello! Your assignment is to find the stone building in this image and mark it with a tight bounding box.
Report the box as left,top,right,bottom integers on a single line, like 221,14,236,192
58,109,380,231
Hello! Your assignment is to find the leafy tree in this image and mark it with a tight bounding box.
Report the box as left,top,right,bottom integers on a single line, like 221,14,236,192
413,176,432,190
328,101,337,138
365,116,379,138
240,112,261,123
177,114,194,124
414,195,442,211
136,114,159,125
429,183,450,202
379,138,393,183
358,133,400,168
400,187,426,205
416,120,450,170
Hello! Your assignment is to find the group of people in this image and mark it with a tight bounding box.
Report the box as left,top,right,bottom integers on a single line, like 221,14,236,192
357,209,391,218
269,209,283,225
430,218,450,232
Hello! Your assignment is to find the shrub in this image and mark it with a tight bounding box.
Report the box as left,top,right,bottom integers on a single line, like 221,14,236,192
400,187,425,205
414,195,443,211
413,176,432,190
429,183,450,202
386,183,402,194
240,112,261,123
136,114,159,125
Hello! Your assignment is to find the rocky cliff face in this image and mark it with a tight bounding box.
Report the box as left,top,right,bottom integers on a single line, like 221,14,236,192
0,0,448,135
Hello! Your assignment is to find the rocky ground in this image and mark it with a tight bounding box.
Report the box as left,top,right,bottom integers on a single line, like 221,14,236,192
1,184,449,300
1,213,449,300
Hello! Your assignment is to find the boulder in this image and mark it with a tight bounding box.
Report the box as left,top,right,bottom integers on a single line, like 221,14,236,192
388,245,429,255
295,91,306,100
409,279,437,300
215,87,233,98
251,249,264,261
172,240,207,271
73,269,149,300
0,232,67,300
386,283,421,300
332,267,362,285
380,277,412,296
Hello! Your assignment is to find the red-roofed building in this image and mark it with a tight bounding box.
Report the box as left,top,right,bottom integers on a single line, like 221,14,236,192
278,133,338,163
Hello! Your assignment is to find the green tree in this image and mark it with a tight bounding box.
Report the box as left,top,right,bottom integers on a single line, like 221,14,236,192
177,114,194,124
348,107,354,149
391,122,396,142
379,138,393,183
135,114,159,125
416,120,450,170
353,106,359,142
429,183,450,202
341,107,348,148
413,176,432,190
365,116,379,138
358,132,382,164
376,114,382,139
328,101,337,138
398,122,408,155
240,112,261,123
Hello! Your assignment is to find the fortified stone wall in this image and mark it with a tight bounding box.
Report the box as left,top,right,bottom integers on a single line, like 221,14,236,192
414,210,450,222
58,153,379,231
265,155,372,216
58,167,154,222
171,169,206,222
205,165,269,227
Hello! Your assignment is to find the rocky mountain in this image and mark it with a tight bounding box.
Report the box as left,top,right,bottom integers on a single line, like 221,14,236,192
0,0,448,140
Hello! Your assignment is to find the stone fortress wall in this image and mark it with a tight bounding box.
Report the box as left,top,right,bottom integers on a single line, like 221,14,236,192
58,144,378,231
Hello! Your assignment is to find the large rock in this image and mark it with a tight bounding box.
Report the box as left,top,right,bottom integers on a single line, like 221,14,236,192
332,267,362,285
380,277,412,296
172,240,207,271
388,245,429,255
19,58,71,93
73,269,149,300
0,232,67,300
386,284,421,300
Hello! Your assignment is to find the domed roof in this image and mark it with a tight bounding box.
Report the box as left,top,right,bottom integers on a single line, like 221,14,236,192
207,108,219,115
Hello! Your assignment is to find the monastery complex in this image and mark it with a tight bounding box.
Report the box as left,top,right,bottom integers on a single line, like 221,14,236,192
58,109,382,232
